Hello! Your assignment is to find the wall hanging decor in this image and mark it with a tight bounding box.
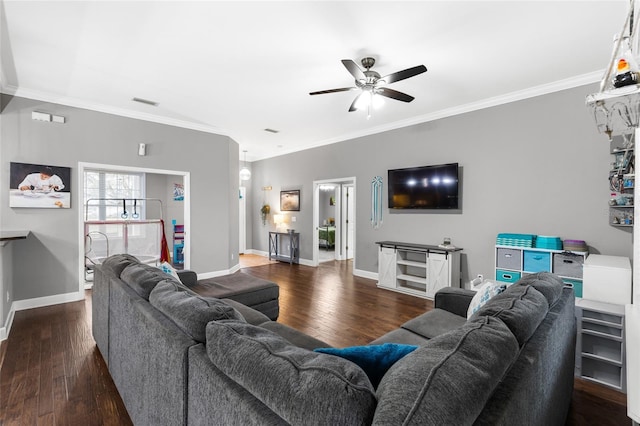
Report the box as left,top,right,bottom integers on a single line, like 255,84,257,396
371,175,383,229
280,190,300,211
173,183,184,201
10,162,71,208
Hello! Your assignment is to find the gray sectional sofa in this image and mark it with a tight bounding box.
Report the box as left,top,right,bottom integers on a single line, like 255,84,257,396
92,254,576,425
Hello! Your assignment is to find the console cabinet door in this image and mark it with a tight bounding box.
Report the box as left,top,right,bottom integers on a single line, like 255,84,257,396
426,253,449,298
378,247,397,289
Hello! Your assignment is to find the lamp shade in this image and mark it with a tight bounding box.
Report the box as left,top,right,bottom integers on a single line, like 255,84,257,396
239,167,251,181
239,150,251,181
274,214,284,225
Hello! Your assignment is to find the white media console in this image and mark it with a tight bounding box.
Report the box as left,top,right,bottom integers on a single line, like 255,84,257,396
376,241,462,299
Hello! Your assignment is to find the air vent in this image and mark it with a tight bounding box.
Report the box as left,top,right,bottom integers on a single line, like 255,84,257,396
132,97,159,107
264,128,279,134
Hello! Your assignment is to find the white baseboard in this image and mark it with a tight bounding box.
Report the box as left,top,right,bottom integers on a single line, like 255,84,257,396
198,265,241,280
354,268,378,281
0,308,15,341
1,291,85,341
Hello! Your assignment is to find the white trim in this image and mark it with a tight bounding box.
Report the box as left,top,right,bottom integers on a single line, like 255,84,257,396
197,266,240,280
354,268,378,281
12,291,84,311
0,308,15,341
2,85,230,137
2,72,602,162
78,162,191,295
247,249,268,257
298,258,314,267
1,291,84,341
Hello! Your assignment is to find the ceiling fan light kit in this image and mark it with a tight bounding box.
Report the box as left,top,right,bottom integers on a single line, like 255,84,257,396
310,57,427,117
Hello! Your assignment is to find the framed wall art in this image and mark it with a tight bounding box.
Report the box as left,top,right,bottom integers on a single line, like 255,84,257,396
280,189,300,211
10,162,72,208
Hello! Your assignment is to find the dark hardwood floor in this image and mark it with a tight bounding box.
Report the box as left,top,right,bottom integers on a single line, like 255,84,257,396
0,255,630,425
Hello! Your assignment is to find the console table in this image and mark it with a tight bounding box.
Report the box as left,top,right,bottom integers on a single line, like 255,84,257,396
376,241,462,299
269,231,300,264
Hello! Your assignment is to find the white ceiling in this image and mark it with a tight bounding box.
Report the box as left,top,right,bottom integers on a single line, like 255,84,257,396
0,1,630,161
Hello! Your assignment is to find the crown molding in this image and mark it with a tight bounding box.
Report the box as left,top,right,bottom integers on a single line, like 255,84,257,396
2,71,603,162
0,84,230,137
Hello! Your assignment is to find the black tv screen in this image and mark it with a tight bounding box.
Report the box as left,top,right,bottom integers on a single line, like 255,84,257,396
388,163,459,209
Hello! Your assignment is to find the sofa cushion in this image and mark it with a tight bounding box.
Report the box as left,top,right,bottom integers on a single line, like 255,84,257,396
259,321,330,350
150,280,245,343
467,280,507,318
121,263,180,300
369,328,431,346
470,284,548,346
402,308,468,339
206,320,376,426
373,316,519,426
221,298,271,325
314,343,418,388
100,254,140,278
515,272,564,306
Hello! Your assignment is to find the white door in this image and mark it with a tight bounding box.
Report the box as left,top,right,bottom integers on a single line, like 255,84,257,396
343,184,355,260
239,186,246,254
426,253,450,298
378,247,397,289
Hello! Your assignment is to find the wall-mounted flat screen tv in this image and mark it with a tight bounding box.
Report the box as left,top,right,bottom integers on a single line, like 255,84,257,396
388,163,459,209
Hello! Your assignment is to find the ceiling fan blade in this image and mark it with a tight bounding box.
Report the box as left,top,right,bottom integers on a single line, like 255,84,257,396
309,87,357,96
342,59,366,81
380,65,427,84
377,87,415,102
348,93,364,112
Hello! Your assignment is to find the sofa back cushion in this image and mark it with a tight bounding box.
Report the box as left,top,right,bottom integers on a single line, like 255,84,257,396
470,284,548,346
120,263,179,300
149,280,245,343
515,272,565,307
100,254,140,278
206,320,376,426
373,316,519,426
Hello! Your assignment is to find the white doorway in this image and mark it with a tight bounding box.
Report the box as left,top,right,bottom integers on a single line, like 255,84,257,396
77,162,190,293
312,177,356,266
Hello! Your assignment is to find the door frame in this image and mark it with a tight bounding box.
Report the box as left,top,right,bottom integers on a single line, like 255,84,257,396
77,162,191,293
312,176,356,267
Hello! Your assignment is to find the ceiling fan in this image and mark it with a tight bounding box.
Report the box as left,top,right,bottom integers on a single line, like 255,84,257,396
310,57,427,113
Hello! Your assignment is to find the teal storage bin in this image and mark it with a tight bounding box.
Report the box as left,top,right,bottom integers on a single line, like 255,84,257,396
496,269,521,283
562,278,583,298
523,250,551,273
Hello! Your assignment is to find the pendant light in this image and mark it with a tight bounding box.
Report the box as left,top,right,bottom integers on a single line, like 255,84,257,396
239,150,251,181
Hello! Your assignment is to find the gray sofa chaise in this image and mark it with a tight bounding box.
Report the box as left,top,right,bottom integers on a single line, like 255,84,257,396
92,254,575,425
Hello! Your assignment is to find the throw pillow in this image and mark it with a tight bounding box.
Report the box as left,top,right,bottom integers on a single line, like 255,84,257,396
314,343,418,388
467,280,507,319
158,261,181,281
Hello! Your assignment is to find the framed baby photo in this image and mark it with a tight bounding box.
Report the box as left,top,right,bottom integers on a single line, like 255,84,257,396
10,162,72,208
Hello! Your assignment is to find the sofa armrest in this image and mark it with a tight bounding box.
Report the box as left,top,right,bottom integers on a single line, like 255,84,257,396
177,270,198,287
434,287,476,317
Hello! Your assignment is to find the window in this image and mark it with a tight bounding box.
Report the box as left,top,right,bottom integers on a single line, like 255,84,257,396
83,170,145,221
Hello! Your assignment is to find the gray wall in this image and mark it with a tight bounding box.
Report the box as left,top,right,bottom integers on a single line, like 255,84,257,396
0,95,238,322
251,83,630,284
319,189,336,225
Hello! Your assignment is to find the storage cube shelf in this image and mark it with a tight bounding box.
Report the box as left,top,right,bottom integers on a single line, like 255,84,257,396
495,245,587,298
575,299,626,392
